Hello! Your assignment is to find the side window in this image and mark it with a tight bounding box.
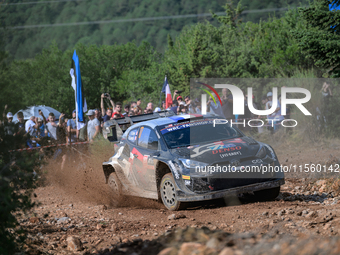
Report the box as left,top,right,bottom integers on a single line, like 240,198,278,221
127,127,139,144
148,129,159,150
137,127,159,150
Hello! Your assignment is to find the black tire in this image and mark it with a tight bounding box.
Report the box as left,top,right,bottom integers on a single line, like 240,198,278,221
160,173,184,211
108,172,123,206
253,186,280,201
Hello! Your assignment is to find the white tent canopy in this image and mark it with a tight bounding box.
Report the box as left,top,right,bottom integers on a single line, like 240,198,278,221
12,105,61,122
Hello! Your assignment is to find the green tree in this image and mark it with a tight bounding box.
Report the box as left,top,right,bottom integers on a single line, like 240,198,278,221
293,0,340,77
0,129,39,253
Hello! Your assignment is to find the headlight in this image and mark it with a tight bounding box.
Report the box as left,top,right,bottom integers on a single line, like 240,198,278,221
179,158,209,168
255,146,266,158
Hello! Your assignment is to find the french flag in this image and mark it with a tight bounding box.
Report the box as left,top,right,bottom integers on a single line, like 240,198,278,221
161,76,173,109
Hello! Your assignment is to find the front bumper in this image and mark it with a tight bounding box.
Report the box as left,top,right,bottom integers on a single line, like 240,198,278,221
176,178,284,202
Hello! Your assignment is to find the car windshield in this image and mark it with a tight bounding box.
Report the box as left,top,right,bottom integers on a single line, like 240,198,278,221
158,119,242,149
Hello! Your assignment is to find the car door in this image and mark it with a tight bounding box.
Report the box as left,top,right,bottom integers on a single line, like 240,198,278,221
131,126,159,191
123,127,141,186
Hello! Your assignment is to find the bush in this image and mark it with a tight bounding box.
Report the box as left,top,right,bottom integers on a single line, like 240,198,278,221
0,127,40,254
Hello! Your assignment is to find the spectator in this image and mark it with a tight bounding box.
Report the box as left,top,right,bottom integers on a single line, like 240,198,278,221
112,102,124,118
147,102,154,111
123,104,130,116
221,88,233,119
128,110,135,116
146,108,153,114
113,113,121,119
154,107,161,112
207,95,225,118
94,108,103,123
67,110,77,143
35,118,45,138
86,110,100,142
321,81,332,118
131,101,137,108
172,90,182,102
321,81,332,99
170,101,178,114
194,99,201,114
137,99,142,108
177,96,184,106
25,116,37,136
28,117,46,147
136,106,143,115
161,101,167,111
45,112,63,141
184,96,194,113
278,91,291,120
132,105,139,115
103,108,113,123
266,92,284,133
15,111,26,136
177,104,188,115
100,93,115,117
2,105,17,136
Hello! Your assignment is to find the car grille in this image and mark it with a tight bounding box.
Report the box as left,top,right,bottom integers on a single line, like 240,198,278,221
189,177,273,192
211,157,258,167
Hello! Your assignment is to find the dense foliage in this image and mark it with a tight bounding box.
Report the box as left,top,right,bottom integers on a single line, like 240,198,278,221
293,0,340,77
0,129,39,254
0,2,321,114
0,0,307,59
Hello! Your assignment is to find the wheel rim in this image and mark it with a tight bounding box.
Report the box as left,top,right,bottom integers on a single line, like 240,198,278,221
162,179,176,207
109,176,119,192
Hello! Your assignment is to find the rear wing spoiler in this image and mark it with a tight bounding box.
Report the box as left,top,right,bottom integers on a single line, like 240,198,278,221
102,110,175,142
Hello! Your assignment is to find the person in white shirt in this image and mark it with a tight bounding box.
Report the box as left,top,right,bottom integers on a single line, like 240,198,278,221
25,116,37,136
86,110,100,142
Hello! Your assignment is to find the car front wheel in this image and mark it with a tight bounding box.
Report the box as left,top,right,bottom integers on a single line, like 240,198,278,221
160,173,183,211
108,172,123,206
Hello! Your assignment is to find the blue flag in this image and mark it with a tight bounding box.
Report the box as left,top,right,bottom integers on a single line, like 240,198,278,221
72,50,87,122
330,1,340,10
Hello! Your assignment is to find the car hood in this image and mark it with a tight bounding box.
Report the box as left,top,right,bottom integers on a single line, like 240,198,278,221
171,137,260,164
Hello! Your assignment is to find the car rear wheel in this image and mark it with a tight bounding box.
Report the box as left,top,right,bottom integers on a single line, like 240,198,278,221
253,186,280,201
108,172,123,206
160,173,183,211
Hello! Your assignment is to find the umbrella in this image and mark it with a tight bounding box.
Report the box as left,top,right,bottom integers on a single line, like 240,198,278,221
12,105,61,122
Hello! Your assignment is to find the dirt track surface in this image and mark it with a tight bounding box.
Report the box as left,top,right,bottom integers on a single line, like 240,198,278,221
19,140,340,254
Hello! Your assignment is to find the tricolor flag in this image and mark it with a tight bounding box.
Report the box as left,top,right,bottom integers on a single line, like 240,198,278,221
71,50,87,122
161,76,172,109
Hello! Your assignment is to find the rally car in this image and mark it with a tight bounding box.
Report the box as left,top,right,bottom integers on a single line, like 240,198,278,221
102,113,284,210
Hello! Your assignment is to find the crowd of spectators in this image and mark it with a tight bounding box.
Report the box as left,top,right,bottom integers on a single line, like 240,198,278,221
1,87,297,149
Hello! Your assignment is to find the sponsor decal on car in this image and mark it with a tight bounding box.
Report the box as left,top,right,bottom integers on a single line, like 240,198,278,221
252,159,263,164
220,151,242,159
212,146,242,155
168,161,180,179
184,180,191,186
208,143,236,150
160,120,214,134
182,175,191,180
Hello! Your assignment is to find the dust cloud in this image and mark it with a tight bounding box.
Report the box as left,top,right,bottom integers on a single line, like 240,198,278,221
41,140,162,209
